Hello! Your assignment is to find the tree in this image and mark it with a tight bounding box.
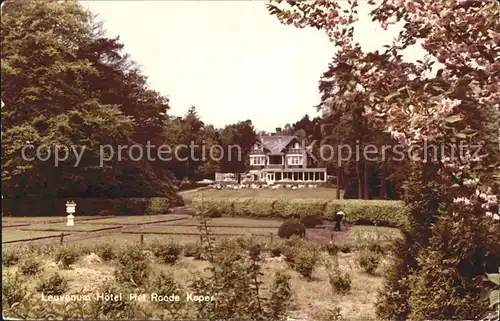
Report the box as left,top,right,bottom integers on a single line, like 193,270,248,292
1,0,180,204
219,120,257,174
268,0,500,319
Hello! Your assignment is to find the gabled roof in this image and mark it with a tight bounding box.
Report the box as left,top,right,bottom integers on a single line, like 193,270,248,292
258,135,296,155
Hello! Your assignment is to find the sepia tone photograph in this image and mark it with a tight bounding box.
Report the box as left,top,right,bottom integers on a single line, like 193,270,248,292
1,0,499,320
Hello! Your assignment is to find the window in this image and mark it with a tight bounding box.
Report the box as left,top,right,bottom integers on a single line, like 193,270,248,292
251,156,265,165
294,142,300,149
287,155,303,165
253,144,260,150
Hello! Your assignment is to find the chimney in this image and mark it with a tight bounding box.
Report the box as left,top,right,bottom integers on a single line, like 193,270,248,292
275,127,282,135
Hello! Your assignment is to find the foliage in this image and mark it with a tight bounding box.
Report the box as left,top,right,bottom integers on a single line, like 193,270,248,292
88,281,137,319
325,242,340,256
278,218,306,239
2,197,174,216
150,239,182,264
3,249,20,267
192,196,409,227
269,243,283,257
35,272,69,296
325,257,352,295
114,245,150,287
183,242,203,259
99,209,113,216
300,214,324,228
1,0,181,204
94,243,116,261
292,244,321,279
55,245,81,269
150,272,186,319
191,239,293,321
19,256,43,276
266,272,294,321
357,250,381,275
340,244,352,254
2,271,28,308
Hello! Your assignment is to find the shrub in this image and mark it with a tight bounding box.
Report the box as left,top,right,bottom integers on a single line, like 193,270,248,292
340,244,352,253
325,242,340,256
191,196,409,227
293,247,321,279
183,242,203,259
150,272,185,318
269,244,282,257
282,237,320,273
88,281,135,319
115,245,150,287
99,209,112,216
35,272,69,296
119,198,150,215
150,240,182,264
146,197,171,215
278,219,306,239
266,272,293,320
94,243,116,261
3,250,20,267
19,257,43,276
284,199,327,218
358,250,381,275
2,271,28,308
54,246,80,268
245,198,276,217
366,241,387,255
300,214,324,228
325,200,408,227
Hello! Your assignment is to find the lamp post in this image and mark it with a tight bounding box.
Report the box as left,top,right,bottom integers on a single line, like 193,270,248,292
66,201,76,226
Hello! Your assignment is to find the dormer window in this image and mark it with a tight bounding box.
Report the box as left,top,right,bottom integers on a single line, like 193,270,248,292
287,155,303,165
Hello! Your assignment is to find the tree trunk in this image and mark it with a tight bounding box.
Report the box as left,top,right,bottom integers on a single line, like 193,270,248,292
356,160,363,199
380,162,387,200
336,167,341,199
363,161,369,200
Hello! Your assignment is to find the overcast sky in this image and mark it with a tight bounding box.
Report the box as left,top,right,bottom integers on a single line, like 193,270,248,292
82,1,426,131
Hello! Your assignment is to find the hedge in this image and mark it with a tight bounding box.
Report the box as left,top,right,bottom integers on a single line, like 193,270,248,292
190,197,409,227
2,197,172,217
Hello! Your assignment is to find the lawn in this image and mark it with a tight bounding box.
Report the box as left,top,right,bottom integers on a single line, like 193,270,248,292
78,214,188,225
346,225,403,243
20,223,122,232
2,216,112,224
128,225,277,236
65,233,270,247
163,217,284,228
182,187,342,204
2,230,68,243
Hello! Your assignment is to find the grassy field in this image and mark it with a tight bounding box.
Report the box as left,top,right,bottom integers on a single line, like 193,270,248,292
130,225,278,235
182,187,343,204
2,231,68,243
20,223,122,232
78,214,188,225
346,225,403,242
163,217,284,227
2,240,386,320
2,216,107,223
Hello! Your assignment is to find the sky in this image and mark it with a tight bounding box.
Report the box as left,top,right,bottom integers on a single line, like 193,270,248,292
82,1,427,132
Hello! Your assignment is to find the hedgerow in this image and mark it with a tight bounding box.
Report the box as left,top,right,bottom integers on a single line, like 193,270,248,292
191,197,409,227
2,197,173,216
